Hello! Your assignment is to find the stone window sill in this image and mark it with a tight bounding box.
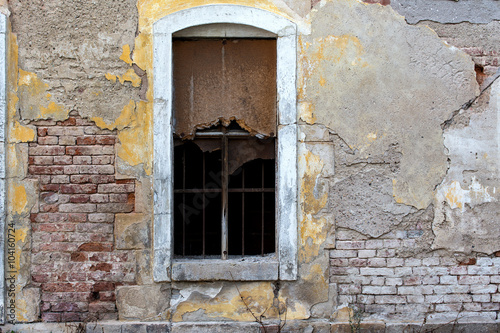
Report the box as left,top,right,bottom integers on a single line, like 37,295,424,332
171,257,279,281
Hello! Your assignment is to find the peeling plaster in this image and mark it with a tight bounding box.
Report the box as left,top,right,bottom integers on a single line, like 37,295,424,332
302,0,478,209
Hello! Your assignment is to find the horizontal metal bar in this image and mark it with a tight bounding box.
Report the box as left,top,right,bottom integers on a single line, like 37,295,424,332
174,188,274,193
194,131,251,137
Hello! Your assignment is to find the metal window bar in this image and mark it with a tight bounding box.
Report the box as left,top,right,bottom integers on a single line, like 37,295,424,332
174,129,275,259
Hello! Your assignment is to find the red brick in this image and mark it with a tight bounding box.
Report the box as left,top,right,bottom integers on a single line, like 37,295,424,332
70,194,90,203
71,252,87,262
88,302,116,313
38,136,58,145
70,175,115,184
59,203,96,213
57,117,77,126
29,165,65,175
68,213,88,222
73,156,92,165
63,165,80,174
84,127,115,135
97,203,134,213
78,242,113,252
66,145,114,155
92,155,113,165
61,184,97,194
90,194,109,203
75,165,115,174
42,312,61,322
40,184,61,191
53,155,73,165
99,291,116,302
47,126,85,136
38,127,48,137
32,274,52,283
61,312,83,322
29,145,65,156
88,213,114,223
90,263,112,272
31,213,68,223
92,282,115,292
34,223,76,233
98,183,134,193
59,136,76,145
96,136,116,145
75,118,95,126
43,283,93,293
51,302,88,312
109,193,128,203
116,179,135,184
39,204,59,213
31,156,54,165
51,175,70,184
459,258,477,265
37,242,79,252
363,0,390,5
76,136,96,145
76,223,113,234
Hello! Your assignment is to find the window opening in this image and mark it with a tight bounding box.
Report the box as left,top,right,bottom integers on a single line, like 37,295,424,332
173,122,276,259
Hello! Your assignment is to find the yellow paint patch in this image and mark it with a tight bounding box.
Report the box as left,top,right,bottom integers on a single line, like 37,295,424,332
298,149,329,263
319,76,326,86
173,282,308,322
120,44,133,65
40,101,68,119
118,68,142,87
9,183,27,214
105,73,117,83
10,121,35,143
439,177,495,211
299,102,316,124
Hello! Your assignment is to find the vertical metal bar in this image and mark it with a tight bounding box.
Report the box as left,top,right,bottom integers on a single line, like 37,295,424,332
221,135,229,260
261,161,265,256
202,152,206,258
182,147,186,257
242,168,245,256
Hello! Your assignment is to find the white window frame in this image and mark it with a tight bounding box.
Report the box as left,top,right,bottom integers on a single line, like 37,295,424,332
153,5,297,282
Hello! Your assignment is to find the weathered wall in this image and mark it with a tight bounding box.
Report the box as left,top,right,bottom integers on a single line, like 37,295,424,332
2,0,500,330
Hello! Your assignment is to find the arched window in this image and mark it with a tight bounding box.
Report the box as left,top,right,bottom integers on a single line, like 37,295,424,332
153,5,297,281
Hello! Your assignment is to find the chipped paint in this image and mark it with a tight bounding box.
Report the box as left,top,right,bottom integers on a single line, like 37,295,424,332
9,182,27,215
120,44,133,65
438,177,495,211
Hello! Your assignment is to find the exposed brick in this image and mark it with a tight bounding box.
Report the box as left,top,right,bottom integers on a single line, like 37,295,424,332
38,127,48,137
66,145,114,155
458,275,490,284
70,175,115,184
88,302,116,313
76,136,97,145
71,252,87,262
53,155,73,165
57,117,77,126
51,175,70,184
73,156,92,165
109,193,128,203
88,213,114,223
78,242,113,252
70,194,90,203
75,165,115,174
29,145,66,155
336,241,365,250
42,312,61,322
362,286,396,295
97,183,134,193
61,184,97,194
51,302,88,312
92,282,115,292
31,213,68,223
59,203,96,213
31,156,54,165
68,213,88,222
358,250,376,258
375,295,406,304
47,126,85,136
90,194,109,203
84,127,115,135
29,165,65,175
38,136,59,145
96,136,116,145
92,155,113,165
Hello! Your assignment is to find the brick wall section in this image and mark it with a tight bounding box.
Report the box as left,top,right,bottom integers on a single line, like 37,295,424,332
331,230,500,322
28,112,136,322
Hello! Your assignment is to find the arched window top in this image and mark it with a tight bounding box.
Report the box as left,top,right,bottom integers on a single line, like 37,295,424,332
154,4,296,36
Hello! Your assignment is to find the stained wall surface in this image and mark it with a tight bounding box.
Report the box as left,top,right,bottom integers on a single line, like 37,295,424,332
2,0,500,330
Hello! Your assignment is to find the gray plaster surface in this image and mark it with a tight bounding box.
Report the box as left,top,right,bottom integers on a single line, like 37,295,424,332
391,0,500,24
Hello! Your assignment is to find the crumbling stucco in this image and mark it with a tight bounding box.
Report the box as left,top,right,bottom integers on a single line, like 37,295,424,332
390,0,500,24
433,79,500,254
301,0,478,210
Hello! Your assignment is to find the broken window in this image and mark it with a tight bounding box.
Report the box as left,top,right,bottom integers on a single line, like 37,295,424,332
172,38,277,259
